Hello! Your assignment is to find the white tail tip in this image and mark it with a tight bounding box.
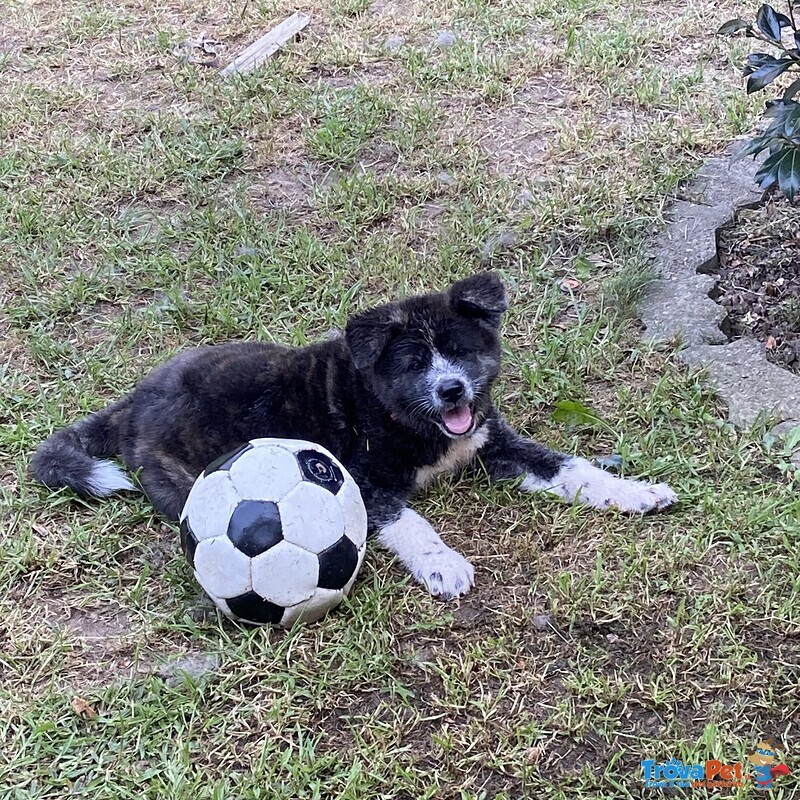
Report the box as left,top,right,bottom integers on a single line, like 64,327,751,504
87,460,136,496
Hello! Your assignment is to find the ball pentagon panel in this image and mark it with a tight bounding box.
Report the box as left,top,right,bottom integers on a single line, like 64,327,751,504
203,442,254,476
294,449,345,495
226,591,285,626
180,518,200,570
317,535,360,591
226,499,283,558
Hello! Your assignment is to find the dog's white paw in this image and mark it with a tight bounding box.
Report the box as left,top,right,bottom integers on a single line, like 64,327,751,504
523,457,677,514
573,475,677,513
411,547,475,600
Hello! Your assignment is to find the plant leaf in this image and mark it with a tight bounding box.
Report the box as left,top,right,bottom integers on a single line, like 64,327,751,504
785,425,800,452
747,59,794,92
755,149,784,189
552,400,603,428
744,52,781,76
756,4,787,42
784,76,800,99
764,97,800,117
736,133,774,158
718,17,751,35
778,147,800,198
782,102,800,135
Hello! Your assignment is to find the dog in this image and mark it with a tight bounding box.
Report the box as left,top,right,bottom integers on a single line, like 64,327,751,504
32,273,676,599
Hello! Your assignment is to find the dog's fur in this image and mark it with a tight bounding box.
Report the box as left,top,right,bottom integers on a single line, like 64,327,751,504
32,274,676,598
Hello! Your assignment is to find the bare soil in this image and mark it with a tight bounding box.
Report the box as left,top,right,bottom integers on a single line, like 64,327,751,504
716,198,800,373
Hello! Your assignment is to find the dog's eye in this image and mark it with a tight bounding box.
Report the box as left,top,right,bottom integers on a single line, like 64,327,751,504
408,357,427,372
453,347,471,358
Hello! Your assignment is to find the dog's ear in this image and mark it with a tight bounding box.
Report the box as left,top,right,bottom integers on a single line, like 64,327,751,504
345,304,404,371
450,272,508,326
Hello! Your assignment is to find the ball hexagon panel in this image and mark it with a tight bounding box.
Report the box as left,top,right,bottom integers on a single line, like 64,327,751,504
300,588,345,624
203,442,253,476
342,562,361,598
207,594,234,620
180,518,199,570
278,599,310,629
226,591,285,626
228,444,303,502
256,438,335,457
295,449,344,495
251,540,319,607
193,536,252,598
182,471,240,541
317,535,360,591
226,499,283,558
279,482,346,553
338,479,368,548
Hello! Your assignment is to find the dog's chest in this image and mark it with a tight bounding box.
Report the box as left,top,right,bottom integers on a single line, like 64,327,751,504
414,425,489,489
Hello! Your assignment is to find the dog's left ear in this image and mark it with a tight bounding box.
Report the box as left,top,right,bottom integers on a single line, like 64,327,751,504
345,303,405,371
450,273,508,326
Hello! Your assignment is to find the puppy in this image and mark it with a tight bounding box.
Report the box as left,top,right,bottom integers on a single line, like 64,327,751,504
32,273,676,599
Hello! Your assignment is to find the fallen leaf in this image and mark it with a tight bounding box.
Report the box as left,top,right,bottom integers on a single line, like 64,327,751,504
560,277,582,292
526,746,542,763
552,399,604,429
71,696,97,719
766,335,777,350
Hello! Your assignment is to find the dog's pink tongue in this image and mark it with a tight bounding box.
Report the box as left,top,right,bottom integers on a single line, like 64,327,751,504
443,406,473,434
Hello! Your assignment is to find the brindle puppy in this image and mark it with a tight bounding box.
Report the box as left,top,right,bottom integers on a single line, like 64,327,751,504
32,273,676,599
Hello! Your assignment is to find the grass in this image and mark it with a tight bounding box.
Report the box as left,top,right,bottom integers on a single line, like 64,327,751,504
1,0,798,797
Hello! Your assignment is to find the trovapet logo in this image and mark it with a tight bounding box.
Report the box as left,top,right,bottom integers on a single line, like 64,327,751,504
641,738,791,790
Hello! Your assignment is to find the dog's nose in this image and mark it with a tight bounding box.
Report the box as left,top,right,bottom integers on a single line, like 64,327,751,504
437,379,466,404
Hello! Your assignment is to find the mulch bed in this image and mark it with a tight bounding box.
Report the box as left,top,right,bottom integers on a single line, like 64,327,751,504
716,198,800,374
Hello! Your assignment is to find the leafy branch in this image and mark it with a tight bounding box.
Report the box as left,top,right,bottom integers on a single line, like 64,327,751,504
719,2,800,198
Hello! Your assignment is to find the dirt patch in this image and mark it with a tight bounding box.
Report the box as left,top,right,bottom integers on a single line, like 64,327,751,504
716,199,800,374
473,79,568,176
58,604,132,639
247,164,318,211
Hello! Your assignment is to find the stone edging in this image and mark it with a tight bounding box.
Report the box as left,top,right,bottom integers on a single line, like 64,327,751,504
640,143,800,428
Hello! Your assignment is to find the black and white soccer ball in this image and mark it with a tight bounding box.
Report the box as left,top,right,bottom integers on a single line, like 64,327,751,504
179,438,368,628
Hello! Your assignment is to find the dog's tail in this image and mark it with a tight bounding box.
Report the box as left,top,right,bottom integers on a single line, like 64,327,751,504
32,397,137,497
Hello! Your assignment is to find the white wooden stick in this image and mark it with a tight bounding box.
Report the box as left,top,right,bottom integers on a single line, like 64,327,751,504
220,12,310,77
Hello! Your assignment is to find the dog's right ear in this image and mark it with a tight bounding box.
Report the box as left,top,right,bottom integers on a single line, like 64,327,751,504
450,272,508,327
345,304,404,371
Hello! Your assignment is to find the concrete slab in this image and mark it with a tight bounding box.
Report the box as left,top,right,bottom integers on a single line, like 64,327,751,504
681,338,800,426
640,143,800,427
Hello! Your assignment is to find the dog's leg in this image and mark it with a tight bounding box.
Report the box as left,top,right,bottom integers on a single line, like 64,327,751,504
377,508,475,599
133,452,198,521
479,416,677,513
360,485,474,599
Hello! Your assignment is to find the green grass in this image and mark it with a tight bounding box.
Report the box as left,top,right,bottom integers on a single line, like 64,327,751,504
1,0,798,796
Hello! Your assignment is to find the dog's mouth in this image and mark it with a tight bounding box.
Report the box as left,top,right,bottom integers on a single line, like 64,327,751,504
440,404,475,436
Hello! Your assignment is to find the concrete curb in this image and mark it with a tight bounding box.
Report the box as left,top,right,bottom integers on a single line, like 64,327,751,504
640,143,800,428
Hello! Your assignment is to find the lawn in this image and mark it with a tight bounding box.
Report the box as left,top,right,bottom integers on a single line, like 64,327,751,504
1,0,798,797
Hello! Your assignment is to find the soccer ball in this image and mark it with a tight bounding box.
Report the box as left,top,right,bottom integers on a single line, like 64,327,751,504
179,438,368,628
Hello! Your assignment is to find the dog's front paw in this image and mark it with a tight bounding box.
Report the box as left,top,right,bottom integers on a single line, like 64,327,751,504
411,547,475,600
581,476,677,514
541,458,678,514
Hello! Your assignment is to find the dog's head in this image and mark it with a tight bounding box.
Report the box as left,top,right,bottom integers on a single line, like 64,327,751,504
345,273,507,438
